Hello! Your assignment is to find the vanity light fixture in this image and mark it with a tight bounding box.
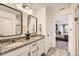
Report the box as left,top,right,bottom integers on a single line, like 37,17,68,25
16,3,32,14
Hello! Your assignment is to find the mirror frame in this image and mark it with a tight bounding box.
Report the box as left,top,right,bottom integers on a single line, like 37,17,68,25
0,4,23,37
28,15,37,34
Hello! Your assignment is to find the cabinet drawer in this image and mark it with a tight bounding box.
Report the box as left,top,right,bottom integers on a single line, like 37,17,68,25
31,51,38,56
31,42,37,52
30,42,38,56
37,39,45,56
18,51,30,56
31,42,37,47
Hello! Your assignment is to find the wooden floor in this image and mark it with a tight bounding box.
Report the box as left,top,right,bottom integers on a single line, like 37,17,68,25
47,47,69,56
56,40,68,51
47,40,69,56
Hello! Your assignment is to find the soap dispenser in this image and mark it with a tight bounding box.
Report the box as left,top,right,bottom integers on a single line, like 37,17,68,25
39,24,42,35
33,24,35,33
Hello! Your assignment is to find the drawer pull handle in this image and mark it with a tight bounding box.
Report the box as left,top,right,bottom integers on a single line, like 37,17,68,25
28,52,30,56
32,50,37,53
37,46,39,50
32,44,36,46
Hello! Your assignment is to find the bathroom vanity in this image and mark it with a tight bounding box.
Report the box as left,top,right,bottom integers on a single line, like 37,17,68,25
0,35,45,56
0,4,45,56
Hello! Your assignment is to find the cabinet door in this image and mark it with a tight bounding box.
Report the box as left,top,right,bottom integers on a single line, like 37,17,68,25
2,45,30,56
37,39,45,56
47,37,52,51
30,42,38,56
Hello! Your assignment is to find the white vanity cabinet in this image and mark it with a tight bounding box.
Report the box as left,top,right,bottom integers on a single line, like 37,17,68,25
30,39,45,56
37,39,45,56
1,38,45,56
30,42,38,56
2,45,30,56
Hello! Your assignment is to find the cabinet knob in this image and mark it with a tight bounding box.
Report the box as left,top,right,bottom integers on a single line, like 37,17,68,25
32,50,37,53
28,52,30,56
37,46,39,50
32,43,36,46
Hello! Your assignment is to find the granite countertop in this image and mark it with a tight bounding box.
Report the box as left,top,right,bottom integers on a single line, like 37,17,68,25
0,35,45,54
0,35,25,40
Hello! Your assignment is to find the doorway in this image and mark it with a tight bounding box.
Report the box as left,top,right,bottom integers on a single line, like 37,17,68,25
55,14,69,52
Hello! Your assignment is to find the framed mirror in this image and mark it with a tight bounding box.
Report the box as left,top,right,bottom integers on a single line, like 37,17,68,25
28,15,37,34
0,4,23,37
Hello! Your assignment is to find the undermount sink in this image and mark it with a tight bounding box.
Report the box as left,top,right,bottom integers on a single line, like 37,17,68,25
31,36,41,40
4,37,41,49
6,42,24,47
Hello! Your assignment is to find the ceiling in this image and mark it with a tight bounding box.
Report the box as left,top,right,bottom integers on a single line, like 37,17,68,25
3,3,72,15
4,3,72,12
30,3,72,13
25,3,72,17
32,3,71,23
